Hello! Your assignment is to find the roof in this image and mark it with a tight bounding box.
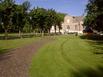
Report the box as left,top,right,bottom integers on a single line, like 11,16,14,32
64,15,73,20
72,16,84,23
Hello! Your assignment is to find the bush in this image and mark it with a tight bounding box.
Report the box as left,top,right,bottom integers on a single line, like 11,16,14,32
80,34,103,40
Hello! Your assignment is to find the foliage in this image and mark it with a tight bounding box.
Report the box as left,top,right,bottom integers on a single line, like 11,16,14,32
30,8,65,33
56,13,65,32
0,0,66,39
22,1,30,12
30,7,47,33
84,0,103,32
0,0,15,39
12,5,25,32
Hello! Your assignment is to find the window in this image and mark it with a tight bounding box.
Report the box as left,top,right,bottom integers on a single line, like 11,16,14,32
75,25,77,30
67,25,70,29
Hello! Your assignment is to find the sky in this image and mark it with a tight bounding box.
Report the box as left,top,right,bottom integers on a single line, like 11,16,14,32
15,0,88,16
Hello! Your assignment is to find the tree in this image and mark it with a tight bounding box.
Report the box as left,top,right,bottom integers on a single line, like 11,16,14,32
30,7,48,36
84,0,103,32
12,5,25,38
22,1,30,12
30,8,65,35
12,1,30,38
47,9,57,34
45,9,56,33
0,0,66,37
56,13,65,33
0,0,15,39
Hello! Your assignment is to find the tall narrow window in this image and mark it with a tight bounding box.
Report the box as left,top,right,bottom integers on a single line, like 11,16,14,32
67,25,70,30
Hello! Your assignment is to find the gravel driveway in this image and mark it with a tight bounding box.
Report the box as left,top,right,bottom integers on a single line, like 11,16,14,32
0,37,53,77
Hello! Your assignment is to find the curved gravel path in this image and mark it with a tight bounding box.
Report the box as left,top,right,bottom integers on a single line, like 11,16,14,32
0,37,53,77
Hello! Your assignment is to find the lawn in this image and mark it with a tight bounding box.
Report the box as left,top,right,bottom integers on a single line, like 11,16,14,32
30,35,103,77
0,36,40,54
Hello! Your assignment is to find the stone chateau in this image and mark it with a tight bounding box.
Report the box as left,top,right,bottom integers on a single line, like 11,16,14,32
50,15,84,34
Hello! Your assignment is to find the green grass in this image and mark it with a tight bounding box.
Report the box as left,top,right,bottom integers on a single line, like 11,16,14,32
0,37,40,54
30,35,103,77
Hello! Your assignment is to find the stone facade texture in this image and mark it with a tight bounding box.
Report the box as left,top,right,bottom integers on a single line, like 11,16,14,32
50,15,84,34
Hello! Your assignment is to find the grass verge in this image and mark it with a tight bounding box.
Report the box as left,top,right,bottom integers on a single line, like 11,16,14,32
0,37,40,54
30,35,103,77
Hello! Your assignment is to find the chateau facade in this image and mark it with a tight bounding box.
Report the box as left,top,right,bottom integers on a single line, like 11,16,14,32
50,15,84,34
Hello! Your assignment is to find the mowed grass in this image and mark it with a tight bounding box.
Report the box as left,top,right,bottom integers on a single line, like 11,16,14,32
0,37,40,54
30,35,103,77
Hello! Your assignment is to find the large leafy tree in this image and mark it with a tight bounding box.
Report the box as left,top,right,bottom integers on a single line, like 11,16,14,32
35,7,47,34
0,0,65,37
45,9,57,33
30,7,50,35
12,5,25,37
84,0,103,32
30,8,61,35
47,9,57,34
30,8,65,34
0,0,15,39
12,1,30,38
56,13,65,33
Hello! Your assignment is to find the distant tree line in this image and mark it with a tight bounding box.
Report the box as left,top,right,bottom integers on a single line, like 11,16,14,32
84,0,103,32
0,0,66,39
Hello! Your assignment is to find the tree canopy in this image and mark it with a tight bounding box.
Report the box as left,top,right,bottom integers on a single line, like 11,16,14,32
84,0,103,32
0,0,66,39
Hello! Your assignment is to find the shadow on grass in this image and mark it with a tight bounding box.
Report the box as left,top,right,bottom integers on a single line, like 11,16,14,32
0,48,15,54
0,35,34,40
80,34,103,41
80,35,103,55
0,49,9,54
0,49,12,60
72,66,103,77
91,41,103,54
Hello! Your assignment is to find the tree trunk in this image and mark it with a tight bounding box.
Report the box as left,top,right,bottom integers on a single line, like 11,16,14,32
48,29,50,36
5,29,8,40
54,25,56,34
19,30,22,38
41,30,44,37
33,30,36,36
59,28,61,34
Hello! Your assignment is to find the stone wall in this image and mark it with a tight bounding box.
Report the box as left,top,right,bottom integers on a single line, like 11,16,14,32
50,15,84,34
